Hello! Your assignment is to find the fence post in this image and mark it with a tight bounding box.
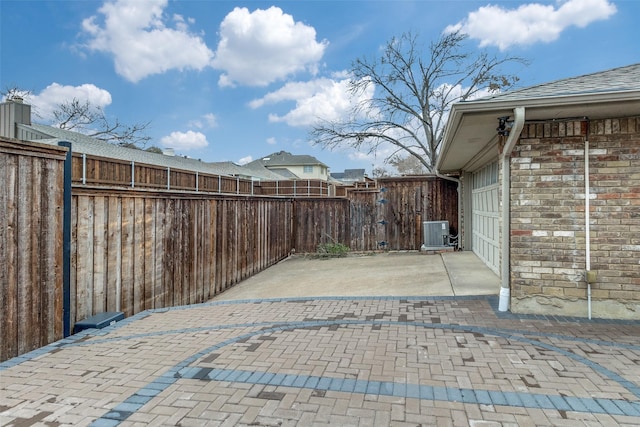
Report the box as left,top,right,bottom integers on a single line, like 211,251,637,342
195,171,199,192
131,161,135,188
167,167,171,190
58,141,72,337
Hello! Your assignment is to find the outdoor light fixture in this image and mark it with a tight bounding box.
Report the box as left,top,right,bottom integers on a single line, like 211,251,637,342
497,116,513,136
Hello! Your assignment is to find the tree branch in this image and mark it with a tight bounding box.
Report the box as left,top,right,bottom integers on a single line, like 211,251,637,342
311,29,526,173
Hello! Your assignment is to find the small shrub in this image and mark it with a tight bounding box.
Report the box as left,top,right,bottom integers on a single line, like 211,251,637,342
316,242,350,258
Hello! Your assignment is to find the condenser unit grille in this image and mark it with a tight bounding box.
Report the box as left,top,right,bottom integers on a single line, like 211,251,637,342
422,220,449,248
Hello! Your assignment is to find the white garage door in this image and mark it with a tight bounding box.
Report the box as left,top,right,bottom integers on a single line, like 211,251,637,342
472,162,500,275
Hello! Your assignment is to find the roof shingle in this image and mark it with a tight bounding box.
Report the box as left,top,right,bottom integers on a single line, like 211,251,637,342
471,63,640,103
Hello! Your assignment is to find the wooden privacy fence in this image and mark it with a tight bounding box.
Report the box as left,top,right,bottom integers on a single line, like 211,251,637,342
1,138,458,362
347,176,458,251
292,198,351,252
376,176,458,250
71,190,293,322
1,139,66,362
300,176,459,252
73,152,329,197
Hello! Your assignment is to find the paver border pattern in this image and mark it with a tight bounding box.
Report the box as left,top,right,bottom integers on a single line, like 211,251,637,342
1,295,639,426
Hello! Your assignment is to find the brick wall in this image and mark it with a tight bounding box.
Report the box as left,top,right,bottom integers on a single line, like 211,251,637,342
509,117,640,319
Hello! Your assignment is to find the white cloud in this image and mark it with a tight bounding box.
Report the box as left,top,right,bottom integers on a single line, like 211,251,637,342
172,14,194,32
446,0,617,50
188,113,218,129
250,76,373,127
238,155,252,165
212,6,328,87
160,130,208,150
266,137,277,145
82,0,214,82
203,113,218,128
29,83,112,121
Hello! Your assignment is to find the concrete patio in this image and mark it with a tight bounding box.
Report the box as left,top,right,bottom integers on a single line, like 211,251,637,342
212,251,500,301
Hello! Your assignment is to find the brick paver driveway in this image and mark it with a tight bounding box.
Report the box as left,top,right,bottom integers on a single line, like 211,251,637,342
2,295,640,426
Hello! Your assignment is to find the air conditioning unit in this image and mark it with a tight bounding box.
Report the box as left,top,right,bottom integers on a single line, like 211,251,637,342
421,220,450,250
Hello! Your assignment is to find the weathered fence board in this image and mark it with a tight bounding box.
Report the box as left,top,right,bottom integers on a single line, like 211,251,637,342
42,158,63,346
17,155,35,356
1,139,66,362
348,190,381,251
106,197,121,312
93,196,106,313
291,198,350,253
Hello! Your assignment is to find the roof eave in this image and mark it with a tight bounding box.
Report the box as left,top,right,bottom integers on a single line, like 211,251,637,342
457,89,640,113
437,90,640,173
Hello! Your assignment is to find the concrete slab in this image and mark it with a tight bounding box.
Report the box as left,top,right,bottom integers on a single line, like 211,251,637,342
213,251,499,301
442,251,500,296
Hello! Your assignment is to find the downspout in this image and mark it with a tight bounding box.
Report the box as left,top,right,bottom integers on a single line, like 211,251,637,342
435,172,461,250
584,125,592,320
499,106,525,312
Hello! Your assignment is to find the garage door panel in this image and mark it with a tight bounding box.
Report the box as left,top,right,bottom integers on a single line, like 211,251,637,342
472,162,499,275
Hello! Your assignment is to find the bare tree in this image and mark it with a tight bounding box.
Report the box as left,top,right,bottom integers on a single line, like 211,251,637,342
388,154,429,175
2,86,152,148
310,30,526,172
54,98,151,147
1,86,32,103
371,165,391,178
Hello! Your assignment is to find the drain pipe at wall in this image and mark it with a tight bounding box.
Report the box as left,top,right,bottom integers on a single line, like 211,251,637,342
499,106,526,312
584,130,593,320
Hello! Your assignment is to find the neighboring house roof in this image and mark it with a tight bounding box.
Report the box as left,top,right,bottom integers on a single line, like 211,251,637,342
268,168,300,179
331,169,366,182
437,63,640,174
208,161,276,180
18,122,269,180
251,150,328,168
240,160,294,181
344,169,366,180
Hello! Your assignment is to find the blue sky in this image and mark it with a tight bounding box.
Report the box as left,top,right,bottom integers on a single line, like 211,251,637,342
1,0,638,174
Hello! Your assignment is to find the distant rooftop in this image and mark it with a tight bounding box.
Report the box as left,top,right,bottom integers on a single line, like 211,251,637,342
331,168,367,183
251,150,328,168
